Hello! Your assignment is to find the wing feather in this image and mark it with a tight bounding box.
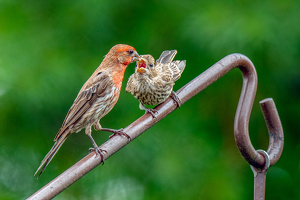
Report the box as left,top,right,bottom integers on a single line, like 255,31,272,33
54,72,111,141
157,50,177,64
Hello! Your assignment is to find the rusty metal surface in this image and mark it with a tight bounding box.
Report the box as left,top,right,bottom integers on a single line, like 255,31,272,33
27,53,284,200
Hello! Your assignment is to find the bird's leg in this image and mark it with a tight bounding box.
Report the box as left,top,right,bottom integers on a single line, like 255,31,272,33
86,125,107,163
101,128,131,141
170,91,181,108
94,120,131,141
139,102,158,118
94,121,102,131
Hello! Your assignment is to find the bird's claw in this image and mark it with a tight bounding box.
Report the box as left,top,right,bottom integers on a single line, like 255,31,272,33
109,129,132,141
102,128,131,141
88,147,107,164
145,108,158,118
170,91,181,108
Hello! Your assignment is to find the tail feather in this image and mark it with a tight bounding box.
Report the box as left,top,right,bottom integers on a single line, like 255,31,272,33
34,135,67,178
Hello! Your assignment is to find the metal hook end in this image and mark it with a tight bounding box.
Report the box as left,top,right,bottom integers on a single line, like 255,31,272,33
250,150,270,176
259,98,284,167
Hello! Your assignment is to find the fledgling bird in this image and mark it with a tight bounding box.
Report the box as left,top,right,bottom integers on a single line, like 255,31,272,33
35,44,139,178
125,50,186,118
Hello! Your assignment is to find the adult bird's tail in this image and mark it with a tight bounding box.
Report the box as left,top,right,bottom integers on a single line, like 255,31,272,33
34,129,68,178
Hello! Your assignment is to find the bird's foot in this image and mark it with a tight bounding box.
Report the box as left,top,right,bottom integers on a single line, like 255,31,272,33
145,108,158,118
170,91,181,108
88,147,107,164
102,128,131,141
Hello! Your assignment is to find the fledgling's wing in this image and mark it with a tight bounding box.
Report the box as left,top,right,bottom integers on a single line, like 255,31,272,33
156,50,170,64
156,50,177,65
158,63,173,83
177,60,186,72
170,60,186,82
54,71,112,141
161,50,177,64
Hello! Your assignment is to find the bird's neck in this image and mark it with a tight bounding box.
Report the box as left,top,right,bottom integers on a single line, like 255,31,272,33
111,64,127,89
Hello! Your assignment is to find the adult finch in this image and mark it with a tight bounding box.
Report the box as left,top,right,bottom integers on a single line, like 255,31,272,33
35,44,139,178
125,50,186,118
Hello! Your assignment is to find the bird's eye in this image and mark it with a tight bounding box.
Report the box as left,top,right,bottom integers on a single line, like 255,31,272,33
128,50,134,55
149,64,154,67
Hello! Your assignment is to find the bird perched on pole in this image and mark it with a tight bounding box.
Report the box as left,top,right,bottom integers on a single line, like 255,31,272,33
35,44,139,178
125,50,186,118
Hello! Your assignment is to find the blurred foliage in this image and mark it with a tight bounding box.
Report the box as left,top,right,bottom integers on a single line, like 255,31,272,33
0,0,299,199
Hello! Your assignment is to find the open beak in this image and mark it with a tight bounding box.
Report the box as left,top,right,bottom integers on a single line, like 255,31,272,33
132,51,140,62
137,58,146,74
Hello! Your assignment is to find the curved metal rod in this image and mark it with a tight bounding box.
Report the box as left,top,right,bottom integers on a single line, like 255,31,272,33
259,98,284,166
177,53,284,168
230,58,284,168
27,53,284,199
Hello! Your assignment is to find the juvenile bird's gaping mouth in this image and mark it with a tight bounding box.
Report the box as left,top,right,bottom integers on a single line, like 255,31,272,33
137,58,146,73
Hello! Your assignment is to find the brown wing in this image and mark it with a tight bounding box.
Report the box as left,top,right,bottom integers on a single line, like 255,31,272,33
54,71,111,141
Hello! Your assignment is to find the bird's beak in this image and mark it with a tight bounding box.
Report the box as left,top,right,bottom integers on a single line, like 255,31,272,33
137,68,146,73
137,58,146,74
132,51,140,62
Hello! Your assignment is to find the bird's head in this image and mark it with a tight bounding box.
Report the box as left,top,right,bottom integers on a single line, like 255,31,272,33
136,55,155,74
110,44,139,66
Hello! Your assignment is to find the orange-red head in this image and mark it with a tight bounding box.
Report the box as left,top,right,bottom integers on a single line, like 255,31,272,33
99,44,138,88
108,44,139,66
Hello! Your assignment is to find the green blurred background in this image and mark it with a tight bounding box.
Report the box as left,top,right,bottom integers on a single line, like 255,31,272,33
0,0,299,199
